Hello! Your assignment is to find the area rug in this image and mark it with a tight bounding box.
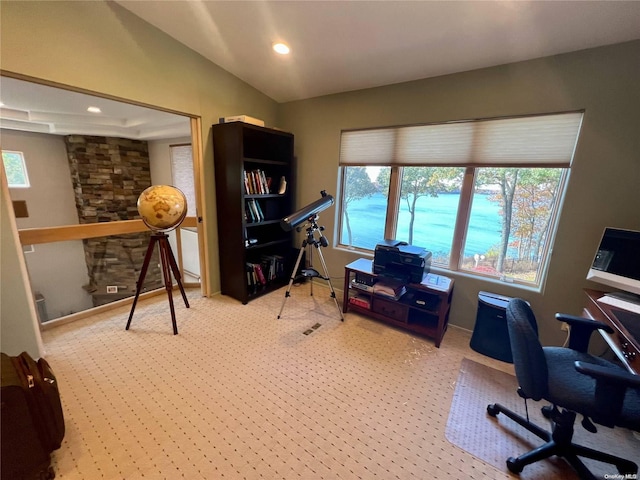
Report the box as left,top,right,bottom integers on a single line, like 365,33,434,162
446,358,640,480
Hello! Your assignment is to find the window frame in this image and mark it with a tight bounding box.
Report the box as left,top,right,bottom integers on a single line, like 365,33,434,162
336,112,583,289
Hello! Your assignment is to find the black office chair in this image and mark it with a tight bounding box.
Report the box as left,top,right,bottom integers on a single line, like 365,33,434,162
487,298,640,479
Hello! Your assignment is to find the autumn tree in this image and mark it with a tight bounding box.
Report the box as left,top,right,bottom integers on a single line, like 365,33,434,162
476,168,519,273
510,169,562,263
478,168,563,273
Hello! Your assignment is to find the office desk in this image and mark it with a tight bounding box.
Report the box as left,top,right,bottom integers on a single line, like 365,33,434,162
583,289,640,374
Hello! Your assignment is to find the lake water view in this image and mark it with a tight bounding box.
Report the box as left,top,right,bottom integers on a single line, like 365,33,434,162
341,192,503,258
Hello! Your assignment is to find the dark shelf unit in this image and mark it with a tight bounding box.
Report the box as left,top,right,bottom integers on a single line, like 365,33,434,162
212,122,295,304
343,258,454,347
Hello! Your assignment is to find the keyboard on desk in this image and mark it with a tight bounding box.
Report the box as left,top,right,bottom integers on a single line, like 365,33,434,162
596,295,640,315
610,308,640,341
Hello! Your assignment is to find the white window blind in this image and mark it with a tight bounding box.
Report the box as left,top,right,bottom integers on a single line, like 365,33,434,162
339,112,584,167
170,144,196,216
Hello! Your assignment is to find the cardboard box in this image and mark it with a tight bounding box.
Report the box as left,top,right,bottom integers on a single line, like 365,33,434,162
219,115,265,127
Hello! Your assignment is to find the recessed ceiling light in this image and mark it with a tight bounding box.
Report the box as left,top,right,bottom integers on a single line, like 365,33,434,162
273,43,290,55
87,106,101,113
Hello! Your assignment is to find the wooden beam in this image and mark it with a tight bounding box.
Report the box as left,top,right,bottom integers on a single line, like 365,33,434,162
18,217,199,245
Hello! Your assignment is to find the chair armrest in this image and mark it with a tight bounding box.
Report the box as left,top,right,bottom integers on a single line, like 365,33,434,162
575,361,640,388
574,360,640,426
556,313,613,352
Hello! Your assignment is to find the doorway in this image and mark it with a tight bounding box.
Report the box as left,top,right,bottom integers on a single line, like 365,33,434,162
1,75,206,324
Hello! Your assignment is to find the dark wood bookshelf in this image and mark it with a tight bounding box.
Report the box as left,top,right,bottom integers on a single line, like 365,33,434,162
212,122,296,304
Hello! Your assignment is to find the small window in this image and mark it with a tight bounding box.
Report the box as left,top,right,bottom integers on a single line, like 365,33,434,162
2,150,30,188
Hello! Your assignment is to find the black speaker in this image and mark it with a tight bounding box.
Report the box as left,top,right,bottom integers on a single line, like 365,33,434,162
470,291,514,363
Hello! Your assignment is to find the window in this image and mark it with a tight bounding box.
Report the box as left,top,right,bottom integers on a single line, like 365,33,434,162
2,150,30,188
338,112,583,288
170,144,196,215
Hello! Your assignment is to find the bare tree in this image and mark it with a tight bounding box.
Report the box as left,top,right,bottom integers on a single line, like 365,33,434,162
378,167,462,244
342,167,378,245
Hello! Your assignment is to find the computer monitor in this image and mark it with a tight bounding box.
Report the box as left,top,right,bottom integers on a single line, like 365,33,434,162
586,227,640,297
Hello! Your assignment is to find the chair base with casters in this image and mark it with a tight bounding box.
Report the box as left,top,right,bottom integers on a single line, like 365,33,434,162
486,299,640,479
487,402,637,479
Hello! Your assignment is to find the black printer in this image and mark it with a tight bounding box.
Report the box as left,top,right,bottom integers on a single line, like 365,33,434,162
373,240,432,283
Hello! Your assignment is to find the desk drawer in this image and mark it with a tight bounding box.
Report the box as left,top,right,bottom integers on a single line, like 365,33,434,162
373,298,407,322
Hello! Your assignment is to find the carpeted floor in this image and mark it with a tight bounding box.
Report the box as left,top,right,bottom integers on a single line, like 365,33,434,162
39,284,639,479
42,284,523,479
446,358,640,480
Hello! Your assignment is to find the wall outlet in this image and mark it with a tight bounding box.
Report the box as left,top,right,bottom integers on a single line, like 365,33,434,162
106,285,118,293
560,322,569,332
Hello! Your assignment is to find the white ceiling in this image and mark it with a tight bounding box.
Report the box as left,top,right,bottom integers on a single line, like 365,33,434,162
0,77,191,141
2,1,639,140
117,0,640,103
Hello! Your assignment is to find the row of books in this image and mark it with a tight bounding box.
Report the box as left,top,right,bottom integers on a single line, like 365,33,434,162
246,254,287,289
244,169,272,195
245,199,266,223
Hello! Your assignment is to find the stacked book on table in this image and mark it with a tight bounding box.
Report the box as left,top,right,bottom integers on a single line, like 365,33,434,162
373,279,406,301
349,279,373,309
349,277,406,309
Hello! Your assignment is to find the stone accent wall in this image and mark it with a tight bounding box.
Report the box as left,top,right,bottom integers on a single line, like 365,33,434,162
65,136,162,306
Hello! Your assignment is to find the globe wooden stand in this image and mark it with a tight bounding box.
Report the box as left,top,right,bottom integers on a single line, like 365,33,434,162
125,233,189,334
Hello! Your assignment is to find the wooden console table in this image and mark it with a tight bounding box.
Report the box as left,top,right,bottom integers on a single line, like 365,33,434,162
343,258,454,347
583,289,640,374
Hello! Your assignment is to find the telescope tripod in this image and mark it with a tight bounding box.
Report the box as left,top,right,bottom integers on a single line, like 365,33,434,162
277,215,344,321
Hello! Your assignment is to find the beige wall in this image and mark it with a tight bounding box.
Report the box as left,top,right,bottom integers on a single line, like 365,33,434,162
2,130,78,229
1,130,94,319
2,1,639,353
278,40,640,345
1,1,278,353
1,169,45,357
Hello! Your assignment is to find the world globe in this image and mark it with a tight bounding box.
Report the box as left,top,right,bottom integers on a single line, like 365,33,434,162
137,185,188,232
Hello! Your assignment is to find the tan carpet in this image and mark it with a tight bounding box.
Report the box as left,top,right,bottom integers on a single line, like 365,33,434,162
42,286,517,479
446,358,640,480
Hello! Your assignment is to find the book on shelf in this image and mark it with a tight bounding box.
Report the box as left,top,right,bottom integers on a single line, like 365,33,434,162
245,202,254,222
349,295,371,310
254,264,267,285
243,170,251,195
259,170,269,194
246,262,258,291
254,200,265,221
251,170,260,194
245,199,264,223
244,169,273,195
245,255,286,289
259,254,286,281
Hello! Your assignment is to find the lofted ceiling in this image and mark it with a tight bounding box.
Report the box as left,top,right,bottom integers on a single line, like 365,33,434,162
116,0,640,103
1,1,640,140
